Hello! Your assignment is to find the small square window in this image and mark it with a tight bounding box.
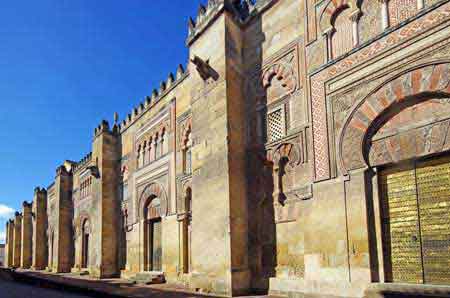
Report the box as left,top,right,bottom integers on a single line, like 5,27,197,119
267,107,285,142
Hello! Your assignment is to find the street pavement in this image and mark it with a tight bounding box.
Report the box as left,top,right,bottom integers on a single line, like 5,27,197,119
0,280,91,298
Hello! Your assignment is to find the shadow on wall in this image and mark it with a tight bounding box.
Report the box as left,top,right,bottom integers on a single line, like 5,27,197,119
243,8,278,294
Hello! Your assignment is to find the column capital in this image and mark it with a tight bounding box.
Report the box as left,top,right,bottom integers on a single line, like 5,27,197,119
349,9,362,22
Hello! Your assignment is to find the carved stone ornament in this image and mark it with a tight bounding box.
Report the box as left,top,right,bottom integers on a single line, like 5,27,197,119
138,182,168,219
191,55,219,81
272,142,302,170
339,62,450,174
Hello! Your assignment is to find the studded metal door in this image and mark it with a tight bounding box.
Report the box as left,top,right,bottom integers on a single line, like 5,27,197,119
380,156,450,285
416,156,450,284
152,220,162,271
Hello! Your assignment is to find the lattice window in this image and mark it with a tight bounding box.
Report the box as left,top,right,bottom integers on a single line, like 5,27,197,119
267,107,285,142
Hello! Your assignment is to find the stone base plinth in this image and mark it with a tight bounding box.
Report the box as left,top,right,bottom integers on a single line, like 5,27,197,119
364,283,450,298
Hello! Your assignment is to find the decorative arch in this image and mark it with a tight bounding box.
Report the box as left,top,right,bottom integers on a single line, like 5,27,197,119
138,182,168,219
338,62,450,175
74,212,91,237
181,118,192,149
262,63,297,92
272,142,302,170
182,180,192,213
319,0,358,32
260,63,297,104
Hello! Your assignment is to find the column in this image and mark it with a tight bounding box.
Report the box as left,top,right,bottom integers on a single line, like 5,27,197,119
379,0,389,30
417,0,424,9
323,27,334,62
350,10,361,47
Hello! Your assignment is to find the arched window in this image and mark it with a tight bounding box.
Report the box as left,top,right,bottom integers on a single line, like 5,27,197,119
331,6,354,59
137,145,142,168
154,135,159,160
160,129,165,157
147,137,153,164
185,187,192,215
142,141,147,166
183,131,192,175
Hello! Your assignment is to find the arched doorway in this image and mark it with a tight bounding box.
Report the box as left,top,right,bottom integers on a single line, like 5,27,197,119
81,219,90,269
339,62,450,285
144,197,162,272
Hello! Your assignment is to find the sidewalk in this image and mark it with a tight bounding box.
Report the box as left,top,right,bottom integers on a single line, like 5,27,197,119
0,268,270,298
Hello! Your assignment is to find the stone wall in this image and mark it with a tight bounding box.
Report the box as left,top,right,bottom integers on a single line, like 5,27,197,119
5,1,450,297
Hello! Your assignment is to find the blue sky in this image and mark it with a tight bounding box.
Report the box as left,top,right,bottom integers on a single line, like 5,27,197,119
0,1,203,243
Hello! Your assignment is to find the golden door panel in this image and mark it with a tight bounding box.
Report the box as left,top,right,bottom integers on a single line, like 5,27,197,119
380,165,423,284
380,156,450,285
416,156,450,285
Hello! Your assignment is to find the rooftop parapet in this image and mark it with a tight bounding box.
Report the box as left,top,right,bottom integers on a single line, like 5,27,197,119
22,201,32,208
187,0,275,45
73,152,93,173
118,63,187,133
34,187,47,195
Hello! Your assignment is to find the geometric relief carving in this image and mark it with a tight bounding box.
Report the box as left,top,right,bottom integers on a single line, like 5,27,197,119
339,62,450,174
358,0,383,44
388,0,418,27
369,118,450,167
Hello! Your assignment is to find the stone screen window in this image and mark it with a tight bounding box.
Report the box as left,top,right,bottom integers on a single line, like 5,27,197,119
267,106,286,143
80,177,92,199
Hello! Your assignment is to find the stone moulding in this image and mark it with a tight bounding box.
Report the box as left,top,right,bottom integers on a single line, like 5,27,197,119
338,61,450,175
318,0,358,33
137,182,169,220
310,2,450,182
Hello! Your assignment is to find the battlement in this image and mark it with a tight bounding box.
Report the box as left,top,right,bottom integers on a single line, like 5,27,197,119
22,201,32,208
118,63,188,133
73,152,92,173
186,0,274,45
